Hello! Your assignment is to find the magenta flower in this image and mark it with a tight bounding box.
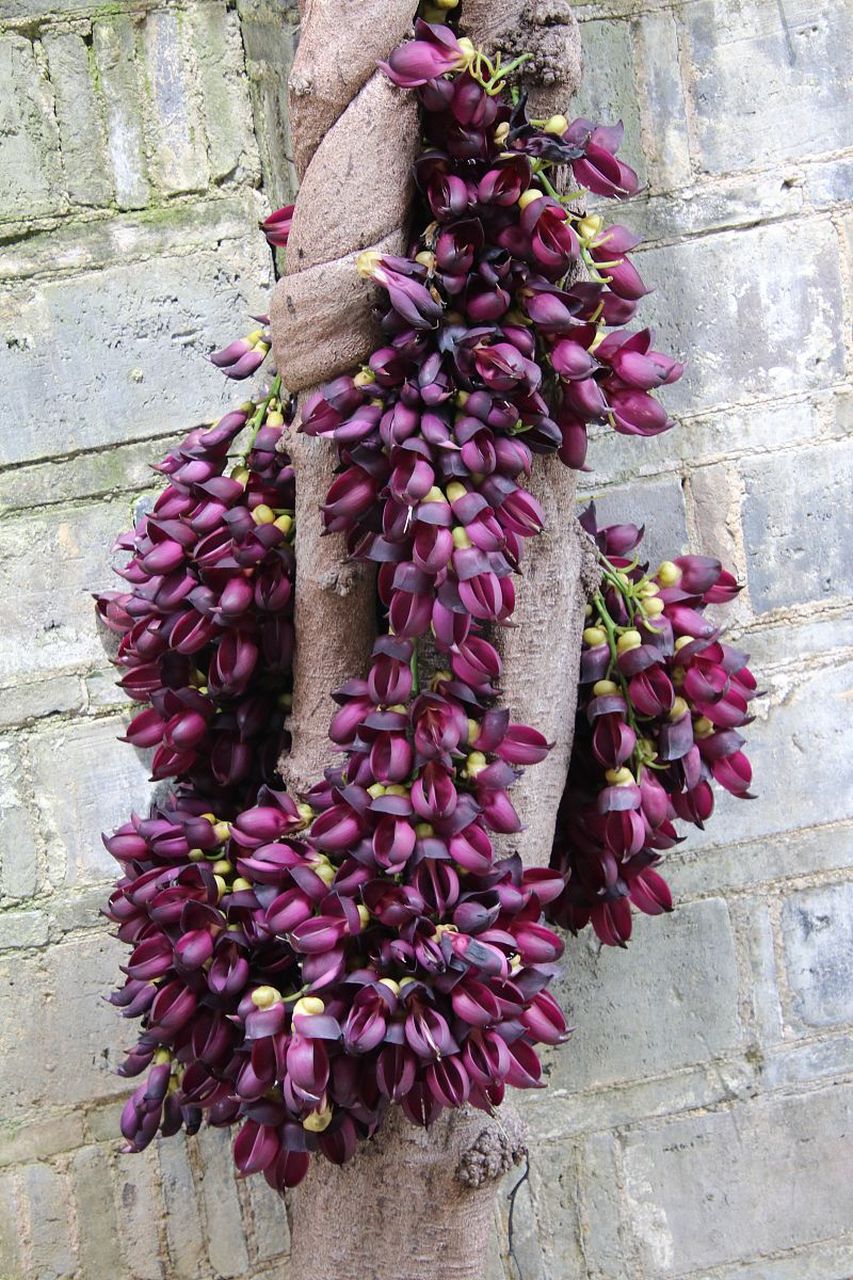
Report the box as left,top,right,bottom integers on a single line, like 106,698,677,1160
259,204,294,248
378,20,469,88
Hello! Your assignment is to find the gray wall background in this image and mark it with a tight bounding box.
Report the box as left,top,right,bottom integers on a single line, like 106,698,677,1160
0,0,851,1276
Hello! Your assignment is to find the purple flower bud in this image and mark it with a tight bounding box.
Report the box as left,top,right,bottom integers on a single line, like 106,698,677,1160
378,19,468,88
259,203,294,247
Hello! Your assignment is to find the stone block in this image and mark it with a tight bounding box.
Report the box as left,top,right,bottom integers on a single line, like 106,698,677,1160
687,462,749,622
528,1143,586,1280
729,896,783,1045
194,1126,250,1277
143,11,208,196
237,0,299,208
634,11,692,192
0,674,82,729
247,1172,291,1260
0,0,90,17
620,1086,853,1274
578,1133,630,1280
0,934,129,1120
70,1145,125,1279
47,885,110,941
0,1171,21,1278
829,386,853,439
0,194,262,286
20,1162,76,1279
683,0,853,172
0,36,63,223
0,909,49,950
763,1031,853,1091
733,608,853,677
637,220,844,414
30,716,153,886
741,441,853,611
0,738,39,902
114,1149,165,1280
579,473,688,567
0,1112,84,1168
0,241,273,467
806,156,853,209
43,33,112,208
158,1138,207,1279
585,395,819,487
624,172,803,245
782,881,853,1029
548,899,743,1093
93,16,150,210
0,502,128,684
191,4,261,184
669,821,853,898
670,659,853,852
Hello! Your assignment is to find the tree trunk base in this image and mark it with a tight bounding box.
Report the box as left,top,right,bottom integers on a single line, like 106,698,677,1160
287,1106,524,1280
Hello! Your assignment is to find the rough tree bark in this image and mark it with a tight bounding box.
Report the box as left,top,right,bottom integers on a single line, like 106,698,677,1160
269,3,587,1275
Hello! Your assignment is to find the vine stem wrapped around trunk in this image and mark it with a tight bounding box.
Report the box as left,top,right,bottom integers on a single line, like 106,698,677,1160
270,3,584,1275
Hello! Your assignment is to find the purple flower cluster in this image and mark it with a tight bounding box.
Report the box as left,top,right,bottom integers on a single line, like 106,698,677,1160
547,506,757,945
97,21,750,1193
301,23,683,628
106,634,567,1192
96,390,294,805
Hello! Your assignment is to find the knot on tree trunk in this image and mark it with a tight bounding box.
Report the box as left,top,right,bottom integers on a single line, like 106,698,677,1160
456,1119,527,1188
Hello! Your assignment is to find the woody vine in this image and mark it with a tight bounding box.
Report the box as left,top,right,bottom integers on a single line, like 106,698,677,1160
96,8,756,1232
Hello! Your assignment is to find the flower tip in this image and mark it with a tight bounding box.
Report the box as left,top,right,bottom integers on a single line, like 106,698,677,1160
356,250,382,280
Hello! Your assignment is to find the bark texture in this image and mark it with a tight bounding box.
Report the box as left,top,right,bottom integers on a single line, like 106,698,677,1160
288,1105,525,1280
269,3,586,1275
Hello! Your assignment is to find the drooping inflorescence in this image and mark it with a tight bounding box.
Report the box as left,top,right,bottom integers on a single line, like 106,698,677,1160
96,19,754,1194
548,505,757,946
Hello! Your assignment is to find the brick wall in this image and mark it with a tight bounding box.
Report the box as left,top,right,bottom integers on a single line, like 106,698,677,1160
0,0,850,1276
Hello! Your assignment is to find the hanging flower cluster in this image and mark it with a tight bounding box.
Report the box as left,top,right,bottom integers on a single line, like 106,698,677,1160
547,505,757,946
300,18,683,637
96,387,295,806
96,19,754,1195
106,631,568,1192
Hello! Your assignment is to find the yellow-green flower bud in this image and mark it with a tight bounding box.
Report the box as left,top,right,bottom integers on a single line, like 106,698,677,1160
583,626,607,647
518,188,545,210
251,985,282,1009
252,504,276,525
294,996,325,1018
303,1105,333,1133
544,113,569,135
616,630,643,653
657,560,682,586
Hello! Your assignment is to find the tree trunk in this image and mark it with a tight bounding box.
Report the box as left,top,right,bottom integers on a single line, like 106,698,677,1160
269,3,585,1275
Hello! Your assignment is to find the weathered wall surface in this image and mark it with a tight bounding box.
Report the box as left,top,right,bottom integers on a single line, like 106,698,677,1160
0,0,850,1276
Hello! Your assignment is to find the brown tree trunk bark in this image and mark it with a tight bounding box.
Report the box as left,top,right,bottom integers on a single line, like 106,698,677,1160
269,3,585,1275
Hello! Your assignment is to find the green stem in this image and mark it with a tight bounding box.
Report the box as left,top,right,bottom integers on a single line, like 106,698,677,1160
242,372,282,460
410,641,420,697
484,50,532,93
594,589,643,745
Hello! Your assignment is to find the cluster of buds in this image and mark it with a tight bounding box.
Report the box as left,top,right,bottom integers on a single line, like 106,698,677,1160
208,321,272,381
96,387,295,805
301,22,682,630
547,506,757,945
105,636,568,1192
